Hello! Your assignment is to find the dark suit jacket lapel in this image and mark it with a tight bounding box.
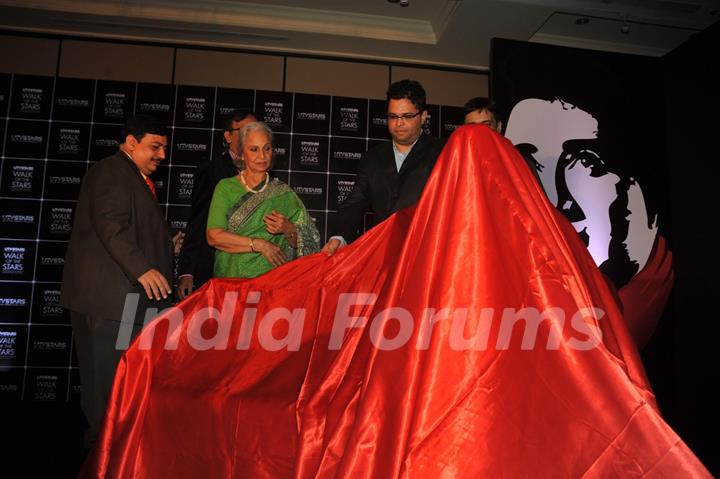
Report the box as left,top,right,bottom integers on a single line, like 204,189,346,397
117,152,165,218
378,142,398,181
217,150,238,181
396,133,430,180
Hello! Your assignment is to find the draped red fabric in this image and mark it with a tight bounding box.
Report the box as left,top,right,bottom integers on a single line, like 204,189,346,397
83,125,709,478
617,235,674,350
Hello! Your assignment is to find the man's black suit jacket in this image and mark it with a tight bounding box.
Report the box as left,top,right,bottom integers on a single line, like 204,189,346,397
177,151,237,287
334,133,445,242
61,151,174,323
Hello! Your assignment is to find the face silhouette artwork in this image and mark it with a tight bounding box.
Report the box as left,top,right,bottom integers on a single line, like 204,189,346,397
504,98,658,287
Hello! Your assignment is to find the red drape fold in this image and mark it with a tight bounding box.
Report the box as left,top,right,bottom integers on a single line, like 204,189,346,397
84,125,709,478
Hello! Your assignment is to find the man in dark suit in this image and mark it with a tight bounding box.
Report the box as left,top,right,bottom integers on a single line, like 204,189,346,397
176,109,257,299
322,80,444,253
61,114,174,446
463,96,543,188
463,97,503,132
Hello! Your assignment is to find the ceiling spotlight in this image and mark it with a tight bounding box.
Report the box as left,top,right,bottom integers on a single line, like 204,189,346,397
399,0,409,5
575,17,590,25
620,14,630,34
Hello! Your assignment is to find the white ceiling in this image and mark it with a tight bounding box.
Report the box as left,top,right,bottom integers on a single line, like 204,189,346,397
0,0,718,70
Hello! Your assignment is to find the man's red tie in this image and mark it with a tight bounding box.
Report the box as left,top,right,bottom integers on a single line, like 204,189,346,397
144,176,157,199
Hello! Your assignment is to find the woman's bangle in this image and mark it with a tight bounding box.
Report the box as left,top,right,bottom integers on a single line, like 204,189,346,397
249,238,255,252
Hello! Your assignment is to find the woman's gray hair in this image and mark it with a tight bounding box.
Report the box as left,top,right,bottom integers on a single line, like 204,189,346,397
233,121,274,170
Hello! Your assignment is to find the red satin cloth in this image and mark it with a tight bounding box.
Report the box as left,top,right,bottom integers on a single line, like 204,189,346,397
85,125,709,478
618,235,674,350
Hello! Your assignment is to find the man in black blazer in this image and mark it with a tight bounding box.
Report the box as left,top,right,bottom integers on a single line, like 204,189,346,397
61,114,174,446
176,109,256,299
463,97,543,188
463,97,503,132
322,80,445,252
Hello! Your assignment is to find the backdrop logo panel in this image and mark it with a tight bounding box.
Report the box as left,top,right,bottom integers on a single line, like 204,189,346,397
175,86,215,128
293,93,330,135
369,99,390,140
328,174,356,211
329,137,364,174
1,159,44,197
1,199,40,238
35,241,68,283
10,75,53,119
32,283,69,324
0,325,28,367
0,282,32,323
331,97,368,138
169,167,195,204
290,172,326,211
215,88,254,126
27,325,72,366
172,129,211,166
90,124,122,162
94,81,135,123
291,135,329,172
1,241,36,281
167,205,191,233
48,123,90,161
5,120,48,158
440,106,464,138
0,368,23,400
43,161,86,200
136,83,175,125
25,369,68,402
53,78,94,122
256,90,293,132
0,73,460,402
39,202,75,241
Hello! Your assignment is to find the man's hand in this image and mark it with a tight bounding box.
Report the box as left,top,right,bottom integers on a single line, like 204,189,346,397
321,238,342,255
138,269,171,301
177,275,193,300
172,231,185,256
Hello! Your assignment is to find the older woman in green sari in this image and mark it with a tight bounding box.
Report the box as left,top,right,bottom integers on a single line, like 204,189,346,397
206,121,320,278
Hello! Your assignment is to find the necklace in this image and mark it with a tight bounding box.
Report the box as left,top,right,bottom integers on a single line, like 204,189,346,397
239,171,269,194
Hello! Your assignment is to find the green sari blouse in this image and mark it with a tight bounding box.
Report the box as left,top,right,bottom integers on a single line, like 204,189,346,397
207,176,320,278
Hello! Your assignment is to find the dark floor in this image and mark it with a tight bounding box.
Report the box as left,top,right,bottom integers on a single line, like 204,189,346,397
2,402,88,477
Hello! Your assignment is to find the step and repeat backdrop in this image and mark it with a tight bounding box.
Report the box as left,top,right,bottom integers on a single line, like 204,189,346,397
0,73,466,402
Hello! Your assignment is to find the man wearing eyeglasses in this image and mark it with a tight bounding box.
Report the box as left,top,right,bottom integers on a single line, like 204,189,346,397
322,79,444,254
177,109,257,298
